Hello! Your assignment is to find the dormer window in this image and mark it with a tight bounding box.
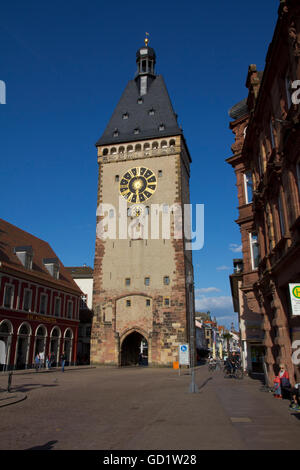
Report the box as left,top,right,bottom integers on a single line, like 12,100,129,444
122,113,129,120
14,246,33,270
113,129,119,137
43,258,60,279
149,108,155,116
134,128,140,135
159,123,165,131
137,97,143,104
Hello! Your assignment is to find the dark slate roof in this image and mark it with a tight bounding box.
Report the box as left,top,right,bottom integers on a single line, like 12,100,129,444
228,98,249,120
96,75,182,146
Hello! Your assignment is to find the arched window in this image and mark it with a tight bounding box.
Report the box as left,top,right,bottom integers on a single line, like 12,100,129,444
127,145,133,153
135,144,142,152
161,140,168,148
144,143,150,150
0,321,12,334
64,329,73,339
19,323,30,335
119,146,125,154
103,148,108,156
152,142,158,149
110,147,117,155
36,326,46,337
51,327,61,337
169,139,175,147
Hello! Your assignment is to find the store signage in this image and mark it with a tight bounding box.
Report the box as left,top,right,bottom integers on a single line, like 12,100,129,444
289,284,300,316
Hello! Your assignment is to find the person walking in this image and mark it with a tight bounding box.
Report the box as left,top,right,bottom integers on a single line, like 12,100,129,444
60,352,66,372
34,354,40,372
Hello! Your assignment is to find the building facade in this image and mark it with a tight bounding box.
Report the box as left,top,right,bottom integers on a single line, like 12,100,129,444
0,219,81,370
228,0,300,384
66,265,94,364
91,41,195,366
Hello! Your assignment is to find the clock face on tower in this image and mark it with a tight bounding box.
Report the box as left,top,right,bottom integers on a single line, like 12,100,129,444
119,167,157,203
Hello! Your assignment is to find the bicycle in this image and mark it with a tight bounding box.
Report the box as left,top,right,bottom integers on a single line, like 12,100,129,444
224,363,244,379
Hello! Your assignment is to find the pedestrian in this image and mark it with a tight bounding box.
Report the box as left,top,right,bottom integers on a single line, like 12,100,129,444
50,352,55,367
60,352,66,372
289,383,300,411
274,364,290,399
34,354,40,372
38,351,44,369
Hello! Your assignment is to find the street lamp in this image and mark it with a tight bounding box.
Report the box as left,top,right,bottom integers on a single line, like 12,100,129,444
187,273,198,394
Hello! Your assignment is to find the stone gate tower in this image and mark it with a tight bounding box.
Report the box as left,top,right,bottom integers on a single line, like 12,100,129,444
91,40,195,366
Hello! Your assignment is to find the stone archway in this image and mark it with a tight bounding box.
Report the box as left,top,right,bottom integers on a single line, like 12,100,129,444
120,331,148,367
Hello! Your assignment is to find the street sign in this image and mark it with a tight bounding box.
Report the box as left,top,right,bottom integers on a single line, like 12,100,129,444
289,284,300,316
179,344,190,365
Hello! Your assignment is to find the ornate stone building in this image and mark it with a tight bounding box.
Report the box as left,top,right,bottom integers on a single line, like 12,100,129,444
91,41,194,366
228,0,300,384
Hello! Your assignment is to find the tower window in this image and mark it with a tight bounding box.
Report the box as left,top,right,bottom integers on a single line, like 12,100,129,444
163,276,170,285
158,170,163,178
164,297,170,307
144,277,150,286
126,300,131,307
115,175,119,182
125,278,131,286
146,299,151,307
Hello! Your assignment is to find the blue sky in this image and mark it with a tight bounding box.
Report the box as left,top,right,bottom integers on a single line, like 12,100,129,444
0,0,278,329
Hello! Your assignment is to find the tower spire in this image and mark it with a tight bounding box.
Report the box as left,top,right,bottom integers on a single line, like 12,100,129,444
135,37,156,96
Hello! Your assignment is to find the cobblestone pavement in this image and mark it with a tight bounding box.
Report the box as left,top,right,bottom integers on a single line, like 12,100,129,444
0,365,299,450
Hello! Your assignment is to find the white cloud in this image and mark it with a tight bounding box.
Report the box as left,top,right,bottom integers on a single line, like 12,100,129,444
229,243,242,253
216,265,230,271
195,295,233,312
195,293,237,329
196,287,221,294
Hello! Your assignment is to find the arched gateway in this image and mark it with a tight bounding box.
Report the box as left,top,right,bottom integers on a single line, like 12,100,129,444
120,331,148,367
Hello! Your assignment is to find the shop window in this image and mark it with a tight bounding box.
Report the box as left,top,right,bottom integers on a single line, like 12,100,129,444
40,294,47,314
23,289,32,312
54,297,61,317
250,232,260,270
244,171,253,204
67,301,73,319
4,285,13,309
